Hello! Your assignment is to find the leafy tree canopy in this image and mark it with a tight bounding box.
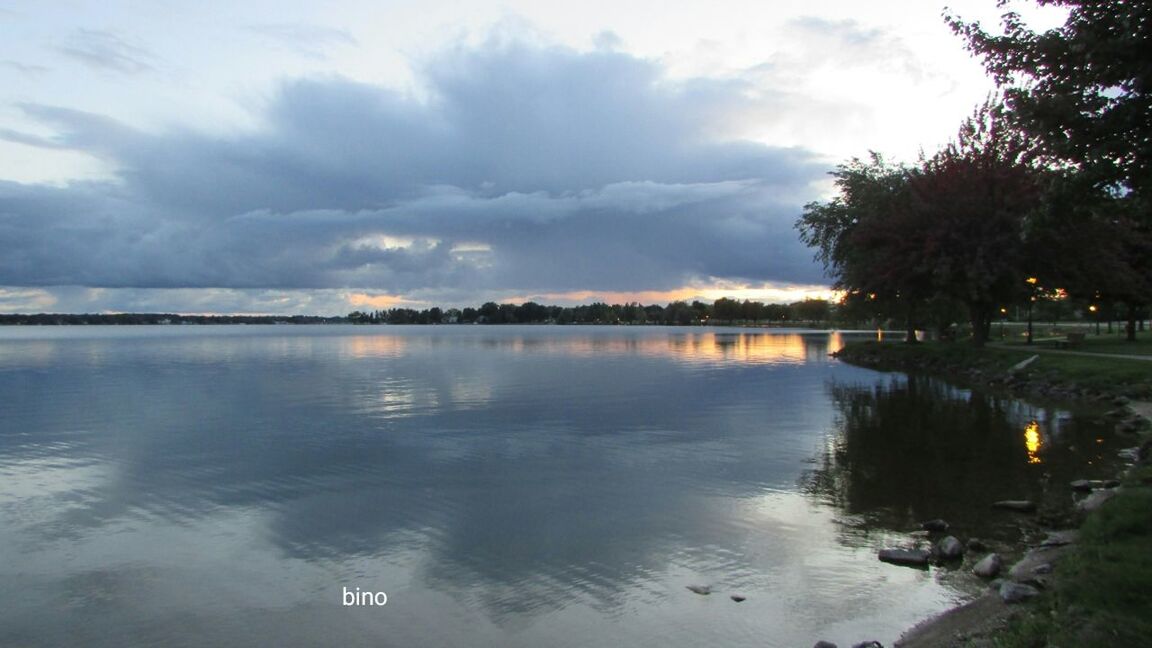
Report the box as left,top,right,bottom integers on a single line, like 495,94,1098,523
947,1,1152,196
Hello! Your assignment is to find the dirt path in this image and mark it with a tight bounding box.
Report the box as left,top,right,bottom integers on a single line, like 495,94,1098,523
986,343,1152,361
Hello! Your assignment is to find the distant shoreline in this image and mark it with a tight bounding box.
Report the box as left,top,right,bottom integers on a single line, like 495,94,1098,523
0,312,839,328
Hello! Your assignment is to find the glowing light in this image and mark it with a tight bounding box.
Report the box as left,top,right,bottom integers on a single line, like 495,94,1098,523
1024,420,1043,464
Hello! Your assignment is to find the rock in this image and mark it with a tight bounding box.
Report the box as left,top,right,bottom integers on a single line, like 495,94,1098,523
999,582,1040,603
966,538,989,552
1113,396,1131,406
1040,530,1079,547
992,500,1037,513
730,594,746,602
813,642,838,648
920,518,950,532
1033,563,1053,575
936,536,965,560
1105,407,1132,419
878,548,931,567
685,584,711,595
851,642,884,648
1071,479,1122,491
972,553,1003,578
1140,439,1152,463
1076,489,1116,513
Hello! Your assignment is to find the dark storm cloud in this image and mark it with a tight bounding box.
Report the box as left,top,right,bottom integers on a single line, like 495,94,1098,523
0,37,828,295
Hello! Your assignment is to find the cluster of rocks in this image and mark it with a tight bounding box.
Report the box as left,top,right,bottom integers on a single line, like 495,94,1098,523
813,641,883,648
875,505,1077,607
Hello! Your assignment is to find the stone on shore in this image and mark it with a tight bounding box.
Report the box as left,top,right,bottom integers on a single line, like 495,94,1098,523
1071,479,1121,492
730,594,746,602
920,518,949,532
999,582,1040,603
1076,489,1116,514
992,500,1037,512
813,642,837,648
685,584,711,595
878,548,931,567
966,538,989,552
972,553,1002,578
936,536,964,560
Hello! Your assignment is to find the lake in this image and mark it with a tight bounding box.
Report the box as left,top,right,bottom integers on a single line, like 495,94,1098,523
0,326,1121,647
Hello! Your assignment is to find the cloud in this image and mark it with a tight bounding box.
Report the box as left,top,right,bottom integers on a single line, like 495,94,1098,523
0,36,829,305
246,23,358,59
1,60,50,76
56,29,156,75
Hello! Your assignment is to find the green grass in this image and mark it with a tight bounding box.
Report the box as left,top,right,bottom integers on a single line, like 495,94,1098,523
840,338,1152,398
1000,327,1152,355
1025,354,1152,395
1002,486,1152,647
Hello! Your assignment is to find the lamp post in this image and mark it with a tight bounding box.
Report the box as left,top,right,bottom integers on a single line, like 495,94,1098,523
1000,307,1007,339
1026,277,1038,345
1090,304,1099,335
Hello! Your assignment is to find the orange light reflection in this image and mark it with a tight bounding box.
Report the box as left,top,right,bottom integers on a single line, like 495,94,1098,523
342,330,846,365
1024,420,1043,464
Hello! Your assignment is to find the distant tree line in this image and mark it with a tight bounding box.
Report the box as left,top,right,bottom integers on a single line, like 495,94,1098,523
347,297,835,326
0,313,344,326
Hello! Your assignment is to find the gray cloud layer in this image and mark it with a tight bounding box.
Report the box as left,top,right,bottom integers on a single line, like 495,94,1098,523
1,37,827,299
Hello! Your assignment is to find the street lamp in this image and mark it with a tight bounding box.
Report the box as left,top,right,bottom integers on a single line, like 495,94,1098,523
1000,307,1008,339
1026,277,1038,345
1090,304,1099,335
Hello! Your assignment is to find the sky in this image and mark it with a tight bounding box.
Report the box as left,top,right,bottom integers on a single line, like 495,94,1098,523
0,0,1065,315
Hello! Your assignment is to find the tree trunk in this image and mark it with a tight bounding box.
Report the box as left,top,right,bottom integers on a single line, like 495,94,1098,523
905,300,918,344
1126,302,1138,342
969,302,991,347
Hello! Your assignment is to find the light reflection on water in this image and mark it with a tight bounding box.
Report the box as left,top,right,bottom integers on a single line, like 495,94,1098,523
0,326,1119,647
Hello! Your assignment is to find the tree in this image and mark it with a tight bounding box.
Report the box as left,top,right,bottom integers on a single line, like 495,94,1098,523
797,153,930,342
947,1,1152,196
797,102,1044,346
792,299,831,324
948,2,1152,339
906,101,1045,345
713,297,742,322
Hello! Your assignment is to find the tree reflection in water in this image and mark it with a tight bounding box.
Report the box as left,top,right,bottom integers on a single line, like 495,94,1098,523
802,376,1117,546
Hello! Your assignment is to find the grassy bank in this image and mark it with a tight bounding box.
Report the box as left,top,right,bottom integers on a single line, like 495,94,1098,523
835,339,1152,400
993,464,1152,647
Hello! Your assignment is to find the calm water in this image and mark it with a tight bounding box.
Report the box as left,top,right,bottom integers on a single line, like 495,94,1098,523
0,326,1121,647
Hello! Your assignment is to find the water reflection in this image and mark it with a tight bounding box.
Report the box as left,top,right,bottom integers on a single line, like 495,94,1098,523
336,327,845,367
1024,420,1043,464
802,377,1118,544
0,327,1117,647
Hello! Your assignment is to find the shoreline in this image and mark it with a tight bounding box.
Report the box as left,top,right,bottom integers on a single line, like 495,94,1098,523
833,341,1152,647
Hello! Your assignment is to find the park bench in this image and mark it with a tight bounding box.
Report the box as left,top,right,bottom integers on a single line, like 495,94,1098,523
1054,332,1085,349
